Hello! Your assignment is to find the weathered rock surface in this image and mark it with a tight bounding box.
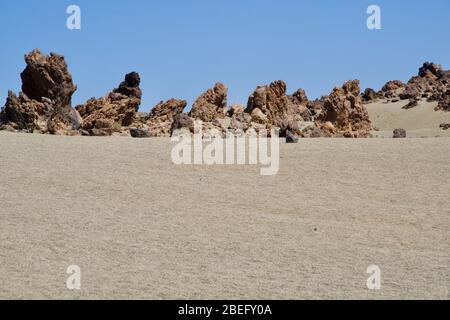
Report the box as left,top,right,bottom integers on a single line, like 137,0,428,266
0,49,80,134
377,62,449,111
76,72,142,136
319,80,372,137
393,128,407,138
145,99,187,137
362,88,378,102
245,81,309,132
189,83,228,122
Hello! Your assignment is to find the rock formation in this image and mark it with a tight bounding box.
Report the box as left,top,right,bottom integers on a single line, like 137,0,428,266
318,80,372,137
145,99,187,137
376,62,449,110
189,83,228,122
75,72,142,136
0,49,80,134
242,80,314,139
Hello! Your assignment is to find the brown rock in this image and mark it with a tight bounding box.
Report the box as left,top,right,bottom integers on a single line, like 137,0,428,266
0,49,79,134
245,80,306,128
145,99,187,137
171,113,194,134
76,72,142,135
362,88,378,102
189,83,228,122
320,80,372,137
251,108,268,124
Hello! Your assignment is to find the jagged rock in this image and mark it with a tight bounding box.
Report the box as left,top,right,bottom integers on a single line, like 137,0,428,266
20,49,77,107
251,108,268,124
362,88,378,102
76,72,142,135
440,123,450,130
227,104,244,117
382,80,405,92
289,88,309,105
393,128,407,138
435,90,450,111
245,81,306,129
171,113,194,135
320,121,337,135
0,49,79,134
130,127,151,138
403,98,419,109
320,80,372,137
419,62,442,79
230,111,252,132
286,131,299,143
145,99,187,137
189,83,228,122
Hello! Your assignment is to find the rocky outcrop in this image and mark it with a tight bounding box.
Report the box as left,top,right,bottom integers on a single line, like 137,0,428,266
362,88,378,102
245,81,309,131
0,49,80,134
319,80,372,137
76,72,142,136
189,83,228,122
376,62,449,110
379,80,405,99
145,99,187,137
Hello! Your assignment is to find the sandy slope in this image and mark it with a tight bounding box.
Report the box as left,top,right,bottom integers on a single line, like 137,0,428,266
367,99,450,138
0,132,449,299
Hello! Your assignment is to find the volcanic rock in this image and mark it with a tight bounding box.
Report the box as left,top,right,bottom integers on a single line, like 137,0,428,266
146,99,187,137
76,72,142,135
362,88,378,102
189,83,228,122
286,131,299,143
320,80,372,137
0,49,80,134
245,81,307,129
393,128,407,138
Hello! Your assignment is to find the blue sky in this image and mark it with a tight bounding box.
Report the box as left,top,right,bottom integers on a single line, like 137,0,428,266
0,0,449,112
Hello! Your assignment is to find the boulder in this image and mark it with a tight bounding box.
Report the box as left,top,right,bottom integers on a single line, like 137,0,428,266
76,72,142,135
0,49,80,134
146,99,187,137
130,127,151,138
393,128,407,138
362,88,378,102
319,80,372,137
171,113,194,135
245,80,307,128
286,131,299,143
189,83,228,122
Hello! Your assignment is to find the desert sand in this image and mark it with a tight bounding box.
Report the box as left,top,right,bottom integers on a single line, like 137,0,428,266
367,99,450,138
0,131,449,300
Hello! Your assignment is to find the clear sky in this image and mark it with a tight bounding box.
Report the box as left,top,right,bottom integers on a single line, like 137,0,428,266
0,0,449,112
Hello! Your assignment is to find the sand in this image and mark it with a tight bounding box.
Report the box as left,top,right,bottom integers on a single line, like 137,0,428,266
0,131,449,300
367,99,450,138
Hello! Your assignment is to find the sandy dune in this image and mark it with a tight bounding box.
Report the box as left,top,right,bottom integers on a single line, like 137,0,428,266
0,132,449,300
367,99,450,138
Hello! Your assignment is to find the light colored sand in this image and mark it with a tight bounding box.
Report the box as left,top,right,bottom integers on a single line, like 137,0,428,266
0,132,449,300
367,99,450,138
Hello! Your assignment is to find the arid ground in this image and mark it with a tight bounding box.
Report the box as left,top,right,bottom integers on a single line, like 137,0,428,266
1,127,449,299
